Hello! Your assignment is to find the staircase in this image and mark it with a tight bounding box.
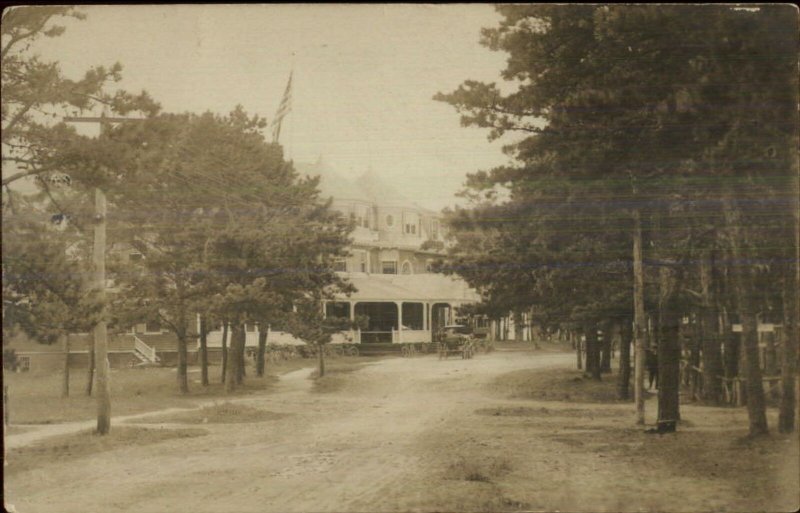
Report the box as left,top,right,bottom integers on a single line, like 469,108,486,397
133,335,160,364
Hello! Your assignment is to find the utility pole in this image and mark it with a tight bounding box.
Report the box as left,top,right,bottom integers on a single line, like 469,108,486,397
63,114,142,435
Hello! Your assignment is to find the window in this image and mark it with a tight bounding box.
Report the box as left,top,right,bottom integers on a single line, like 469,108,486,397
354,251,368,272
145,319,161,333
333,259,347,272
401,303,424,330
431,220,439,238
385,214,394,227
381,261,397,274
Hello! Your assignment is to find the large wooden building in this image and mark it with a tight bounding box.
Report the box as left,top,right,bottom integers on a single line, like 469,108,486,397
203,157,480,347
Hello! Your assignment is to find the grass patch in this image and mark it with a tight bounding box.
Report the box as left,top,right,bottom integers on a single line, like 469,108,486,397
3,360,315,425
311,364,362,393
475,405,626,418
132,402,286,424
546,420,799,511
490,367,637,404
4,425,207,476
444,455,512,483
493,340,573,353
309,356,386,393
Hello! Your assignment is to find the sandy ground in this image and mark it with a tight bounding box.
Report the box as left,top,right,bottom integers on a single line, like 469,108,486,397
4,351,799,513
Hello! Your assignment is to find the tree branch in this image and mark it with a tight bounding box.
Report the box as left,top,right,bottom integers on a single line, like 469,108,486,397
1,165,56,186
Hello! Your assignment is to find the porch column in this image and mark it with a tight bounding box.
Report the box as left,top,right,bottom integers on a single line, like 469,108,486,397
423,302,428,331
396,301,403,343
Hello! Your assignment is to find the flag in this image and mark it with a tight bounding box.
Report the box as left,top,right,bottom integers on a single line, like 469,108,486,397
271,71,293,143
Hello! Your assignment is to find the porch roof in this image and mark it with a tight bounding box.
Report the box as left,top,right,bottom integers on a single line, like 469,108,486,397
336,273,480,303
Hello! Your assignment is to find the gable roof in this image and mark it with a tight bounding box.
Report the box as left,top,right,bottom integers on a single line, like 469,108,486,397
295,157,435,214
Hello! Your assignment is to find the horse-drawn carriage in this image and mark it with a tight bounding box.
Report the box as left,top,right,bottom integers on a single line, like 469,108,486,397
436,324,475,360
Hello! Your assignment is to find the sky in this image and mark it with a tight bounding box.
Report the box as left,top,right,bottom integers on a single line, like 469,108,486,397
18,4,520,211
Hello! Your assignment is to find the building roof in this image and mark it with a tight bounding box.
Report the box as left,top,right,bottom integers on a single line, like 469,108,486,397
337,273,479,303
295,157,436,215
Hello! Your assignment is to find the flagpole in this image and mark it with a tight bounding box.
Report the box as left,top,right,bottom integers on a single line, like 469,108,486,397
288,53,295,161
271,68,293,150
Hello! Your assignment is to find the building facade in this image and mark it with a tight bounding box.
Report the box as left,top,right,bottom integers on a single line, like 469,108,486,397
299,158,480,344
107,158,479,350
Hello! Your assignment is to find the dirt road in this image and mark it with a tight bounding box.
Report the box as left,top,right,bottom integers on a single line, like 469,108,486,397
5,350,798,513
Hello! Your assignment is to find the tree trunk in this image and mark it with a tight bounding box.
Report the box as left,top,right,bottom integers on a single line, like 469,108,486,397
221,322,229,384
600,323,612,373
700,253,724,405
618,318,633,400
513,310,524,342
657,267,681,432
721,307,738,380
199,317,209,387
236,328,246,384
764,331,778,382
585,324,601,381
779,120,800,433
779,276,798,433
225,323,243,393
317,343,326,377
85,336,95,396
177,331,189,394
632,208,647,424
529,309,541,349
729,239,769,436
689,316,702,400
256,328,268,377
61,334,70,398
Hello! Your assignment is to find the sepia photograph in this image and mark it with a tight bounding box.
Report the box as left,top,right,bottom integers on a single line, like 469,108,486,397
2,4,799,512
